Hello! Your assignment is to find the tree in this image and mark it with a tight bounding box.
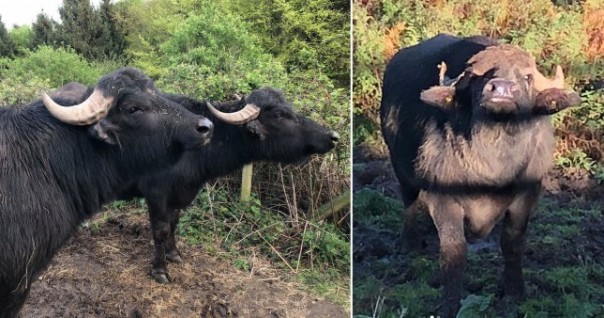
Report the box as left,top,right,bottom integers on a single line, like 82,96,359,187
98,0,127,59
0,15,15,57
58,0,128,60
31,12,61,48
59,0,106,60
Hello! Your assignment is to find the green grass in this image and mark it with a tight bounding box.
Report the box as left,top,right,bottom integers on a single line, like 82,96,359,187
353,189,604,317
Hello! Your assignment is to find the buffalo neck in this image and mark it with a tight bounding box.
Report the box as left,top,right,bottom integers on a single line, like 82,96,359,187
0,104,165,220
416,114,553,189
190,118,257,181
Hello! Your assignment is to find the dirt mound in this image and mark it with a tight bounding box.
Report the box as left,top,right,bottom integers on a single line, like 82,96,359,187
21,213,347,318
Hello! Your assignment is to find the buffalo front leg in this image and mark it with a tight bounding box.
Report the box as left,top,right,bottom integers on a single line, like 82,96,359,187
430,196,466,318
501,185,539,297
165,208,183,263
148,198,172,284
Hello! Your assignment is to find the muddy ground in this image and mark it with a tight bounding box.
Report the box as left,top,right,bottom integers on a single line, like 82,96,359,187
352,146,604,317
21,211,347,318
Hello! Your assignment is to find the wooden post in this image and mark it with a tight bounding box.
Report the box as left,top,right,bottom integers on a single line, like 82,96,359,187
313,190,350,222
240,163,253,201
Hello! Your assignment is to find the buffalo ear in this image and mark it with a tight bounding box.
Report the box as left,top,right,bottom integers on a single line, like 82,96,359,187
88,120,118,145
420,86,456,109
245,121,267,140
534,88,582,115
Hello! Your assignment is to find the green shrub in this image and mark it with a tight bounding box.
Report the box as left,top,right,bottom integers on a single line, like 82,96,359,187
0,74,49,106
0,46,102,87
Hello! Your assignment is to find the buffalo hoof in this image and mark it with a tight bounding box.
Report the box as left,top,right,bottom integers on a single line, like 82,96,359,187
166,251,183,263
151,268,171,284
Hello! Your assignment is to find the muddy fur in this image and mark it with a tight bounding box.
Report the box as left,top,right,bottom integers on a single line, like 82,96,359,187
416,118,554,188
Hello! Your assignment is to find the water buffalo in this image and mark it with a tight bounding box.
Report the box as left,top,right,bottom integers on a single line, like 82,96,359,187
380,34,581,317
0,67,225,317
116,87,341,283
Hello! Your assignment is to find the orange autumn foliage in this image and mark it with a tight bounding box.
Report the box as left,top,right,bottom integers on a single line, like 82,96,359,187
383,22,405,61
584,8,604,61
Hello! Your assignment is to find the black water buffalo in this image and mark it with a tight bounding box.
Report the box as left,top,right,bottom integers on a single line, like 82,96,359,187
116,88,340,283
380,34,581,317
0,67,222,317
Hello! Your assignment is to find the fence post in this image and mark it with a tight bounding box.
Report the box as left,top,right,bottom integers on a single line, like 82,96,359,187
240,163,253,201
313,189,350,222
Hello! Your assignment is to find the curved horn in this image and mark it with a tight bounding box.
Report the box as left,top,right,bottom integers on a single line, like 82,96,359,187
42,89,113,125
207,102,260,125
533,65,565,92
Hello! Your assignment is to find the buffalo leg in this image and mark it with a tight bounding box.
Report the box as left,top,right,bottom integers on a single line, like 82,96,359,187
148,198,172,284
430,196,466,318
165,208,183,263
501,185,539,297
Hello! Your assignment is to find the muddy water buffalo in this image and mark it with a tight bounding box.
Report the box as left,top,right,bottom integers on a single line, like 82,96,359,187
380,34,580,317
0,67,220,317
115,88,341,283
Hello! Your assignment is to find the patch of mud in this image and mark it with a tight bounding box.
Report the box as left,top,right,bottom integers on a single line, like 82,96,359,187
21,213,347,318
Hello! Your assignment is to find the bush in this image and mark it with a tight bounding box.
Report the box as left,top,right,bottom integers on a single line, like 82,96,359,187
0,46,102,88
157,10,289,99
227,0,350,86
0,75,49,106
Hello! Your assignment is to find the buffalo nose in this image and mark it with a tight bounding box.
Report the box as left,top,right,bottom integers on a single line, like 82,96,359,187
486,79,518,98
329,131,340,142
196,118,214,137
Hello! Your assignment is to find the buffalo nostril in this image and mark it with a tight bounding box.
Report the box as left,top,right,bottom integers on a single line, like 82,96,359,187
329,131,340,142
197,118,214,136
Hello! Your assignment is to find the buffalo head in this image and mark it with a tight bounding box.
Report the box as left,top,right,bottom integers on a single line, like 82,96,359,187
420,45,581,116
42,68,214,166
210,88,340,163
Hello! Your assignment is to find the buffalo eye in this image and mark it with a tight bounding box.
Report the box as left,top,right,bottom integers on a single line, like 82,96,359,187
127,106,142,115
524,74,533,84
273,111,285,119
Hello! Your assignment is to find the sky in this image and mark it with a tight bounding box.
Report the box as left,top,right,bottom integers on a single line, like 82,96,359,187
0,0,103,29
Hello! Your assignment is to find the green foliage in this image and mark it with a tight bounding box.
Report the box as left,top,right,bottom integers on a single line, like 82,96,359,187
8,26,33,54
457,294,495,318
31,13,61,48
228,0,350,86
353,187,404,229
178,186,349,272
157,7,288,99
59,0,102,58
58,0,125,60
97,0,127,59
0,15,15,57
0,46,102,87
0,75,50,106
